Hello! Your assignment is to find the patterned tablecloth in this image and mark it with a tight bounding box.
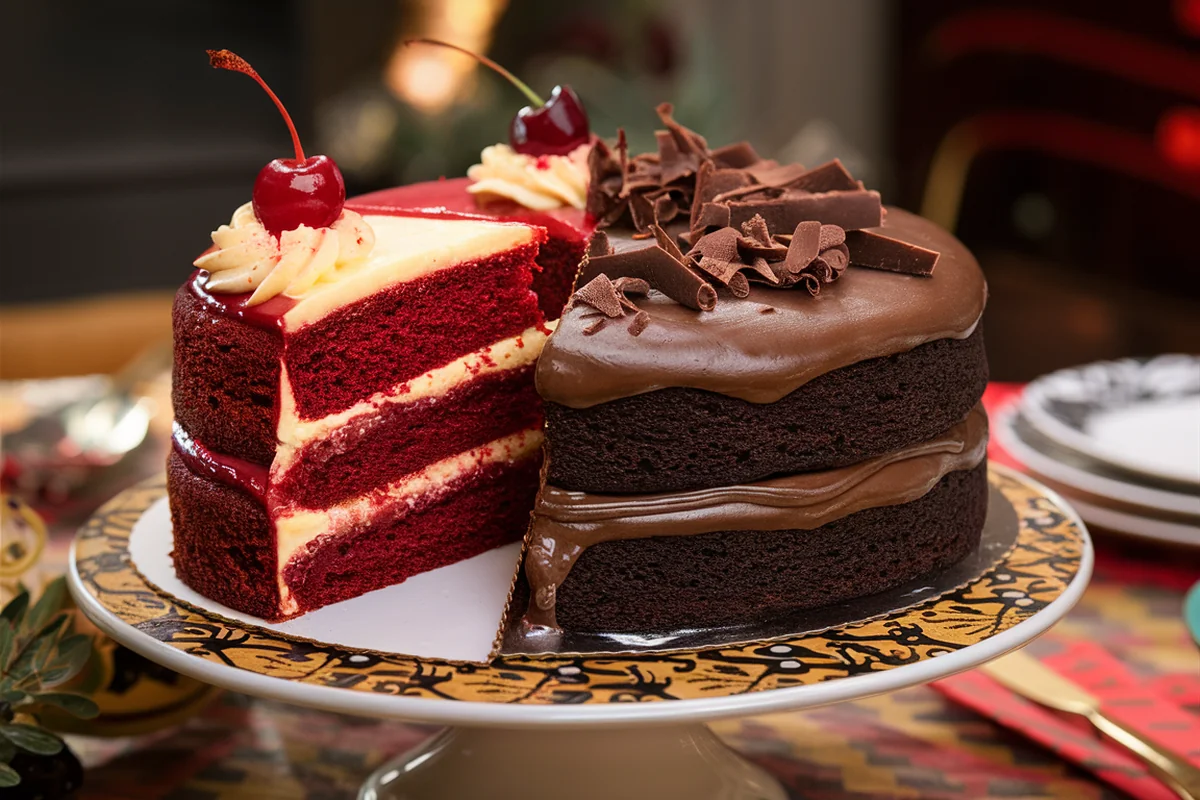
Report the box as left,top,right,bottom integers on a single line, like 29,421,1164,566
14,383,1199,799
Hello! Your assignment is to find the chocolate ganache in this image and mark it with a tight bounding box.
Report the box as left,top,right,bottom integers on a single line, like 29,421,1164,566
538,207,986,408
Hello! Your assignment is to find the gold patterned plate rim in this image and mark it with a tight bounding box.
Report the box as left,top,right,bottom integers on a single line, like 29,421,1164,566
67,465,1092,726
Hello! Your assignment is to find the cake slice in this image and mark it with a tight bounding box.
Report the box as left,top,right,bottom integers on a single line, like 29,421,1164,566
170,211,549,620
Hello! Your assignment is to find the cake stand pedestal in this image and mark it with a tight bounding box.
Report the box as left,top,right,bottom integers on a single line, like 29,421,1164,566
68,466,1092,799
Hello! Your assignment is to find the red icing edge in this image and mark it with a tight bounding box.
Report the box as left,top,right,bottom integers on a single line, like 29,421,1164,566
172,422,269,502
188,270,293,333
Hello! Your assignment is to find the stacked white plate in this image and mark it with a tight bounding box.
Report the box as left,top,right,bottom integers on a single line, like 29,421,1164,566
995,355,1200,547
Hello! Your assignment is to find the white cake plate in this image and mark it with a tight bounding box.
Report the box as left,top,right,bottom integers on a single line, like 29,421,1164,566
68,466,1092,799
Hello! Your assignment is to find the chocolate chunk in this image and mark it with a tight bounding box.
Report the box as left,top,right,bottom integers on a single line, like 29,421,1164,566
582,244,718,312
627,310,651,336
845,229,940,276
789,159,861,192
587,230,614,258
727,190,882,233
692,202,731,236
711,141,760,169
744,161,810,188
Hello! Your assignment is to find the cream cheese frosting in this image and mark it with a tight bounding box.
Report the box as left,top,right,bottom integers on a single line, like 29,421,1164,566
271,323,554,475
195,202,376,305
272,427,543,614
467,143,590,210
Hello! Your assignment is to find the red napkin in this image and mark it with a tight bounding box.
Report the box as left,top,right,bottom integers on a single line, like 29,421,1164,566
934,641,1200,800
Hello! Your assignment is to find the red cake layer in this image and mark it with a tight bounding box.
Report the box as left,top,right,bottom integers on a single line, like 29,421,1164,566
168,449,280,619
173,282,282,466
283,456,540,616
286,240,544,420
274,364,543,509
350,177,594,320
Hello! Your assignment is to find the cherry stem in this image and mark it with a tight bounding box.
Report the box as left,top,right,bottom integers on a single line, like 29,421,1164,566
207,49,306,162
404,38,544,108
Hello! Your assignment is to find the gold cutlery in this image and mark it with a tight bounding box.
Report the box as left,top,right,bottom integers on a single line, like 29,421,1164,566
980,650,1200,800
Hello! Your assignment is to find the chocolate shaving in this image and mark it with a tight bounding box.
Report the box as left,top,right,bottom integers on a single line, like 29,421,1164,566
844,229,940,276
573,274,658,337
573,274,626,318
584,102,939,310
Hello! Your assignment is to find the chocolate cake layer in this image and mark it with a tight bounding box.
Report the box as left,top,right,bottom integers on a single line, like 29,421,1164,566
553,461,988,633
545,326,986,494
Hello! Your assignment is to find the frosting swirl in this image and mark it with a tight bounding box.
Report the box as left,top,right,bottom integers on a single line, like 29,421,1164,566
195,203,375,305
467,143,590,211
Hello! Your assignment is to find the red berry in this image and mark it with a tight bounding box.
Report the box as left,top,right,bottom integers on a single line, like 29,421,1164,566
405,40,591,158
207,49,345,235
510,85,590,156
253,155,345,235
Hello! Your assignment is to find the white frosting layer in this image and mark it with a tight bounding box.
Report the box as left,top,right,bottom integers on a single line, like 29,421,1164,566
467,143,590,210
272,428,543,614
196,204,376,305
272,323,554,475
280,214,537,331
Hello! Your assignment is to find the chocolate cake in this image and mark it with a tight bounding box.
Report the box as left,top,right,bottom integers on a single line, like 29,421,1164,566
517,106,990,637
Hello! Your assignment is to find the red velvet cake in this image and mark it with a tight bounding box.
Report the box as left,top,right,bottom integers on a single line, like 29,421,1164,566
169,50,595,621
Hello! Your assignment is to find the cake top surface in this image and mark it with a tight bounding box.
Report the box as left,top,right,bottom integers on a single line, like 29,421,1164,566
537,208,986,408
192,212,541,333
349,177,594,244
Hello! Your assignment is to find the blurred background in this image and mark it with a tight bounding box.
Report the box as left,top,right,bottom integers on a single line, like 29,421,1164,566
0,0,1197,379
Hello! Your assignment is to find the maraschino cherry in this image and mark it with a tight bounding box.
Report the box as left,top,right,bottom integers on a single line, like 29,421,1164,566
406,39,590,157
207,49,345,236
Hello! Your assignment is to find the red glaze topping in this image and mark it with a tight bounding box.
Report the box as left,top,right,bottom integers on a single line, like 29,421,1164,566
172,422,268,502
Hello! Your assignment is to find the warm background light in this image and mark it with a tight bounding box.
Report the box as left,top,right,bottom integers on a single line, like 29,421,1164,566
385,0,509,114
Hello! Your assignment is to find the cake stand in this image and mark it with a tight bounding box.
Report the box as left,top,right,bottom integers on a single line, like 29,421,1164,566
68,465,1092,799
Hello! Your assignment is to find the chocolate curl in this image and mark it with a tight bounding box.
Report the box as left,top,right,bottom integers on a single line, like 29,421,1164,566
582,245,718,312
775,221,848,295
844,228,940,276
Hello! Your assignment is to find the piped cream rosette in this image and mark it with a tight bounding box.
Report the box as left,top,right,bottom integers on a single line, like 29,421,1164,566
195,203,376,305
467,143,590,211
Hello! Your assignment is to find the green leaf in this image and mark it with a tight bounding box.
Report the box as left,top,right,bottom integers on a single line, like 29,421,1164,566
21,578,66,638
33,666,73,689
0,619,14,671
45,633,92,678
6,616,67,685
0,737,15,762
0,689,25,705
0,761,19,788
0,723,63,756
30,692,98,720
0,591,29,628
